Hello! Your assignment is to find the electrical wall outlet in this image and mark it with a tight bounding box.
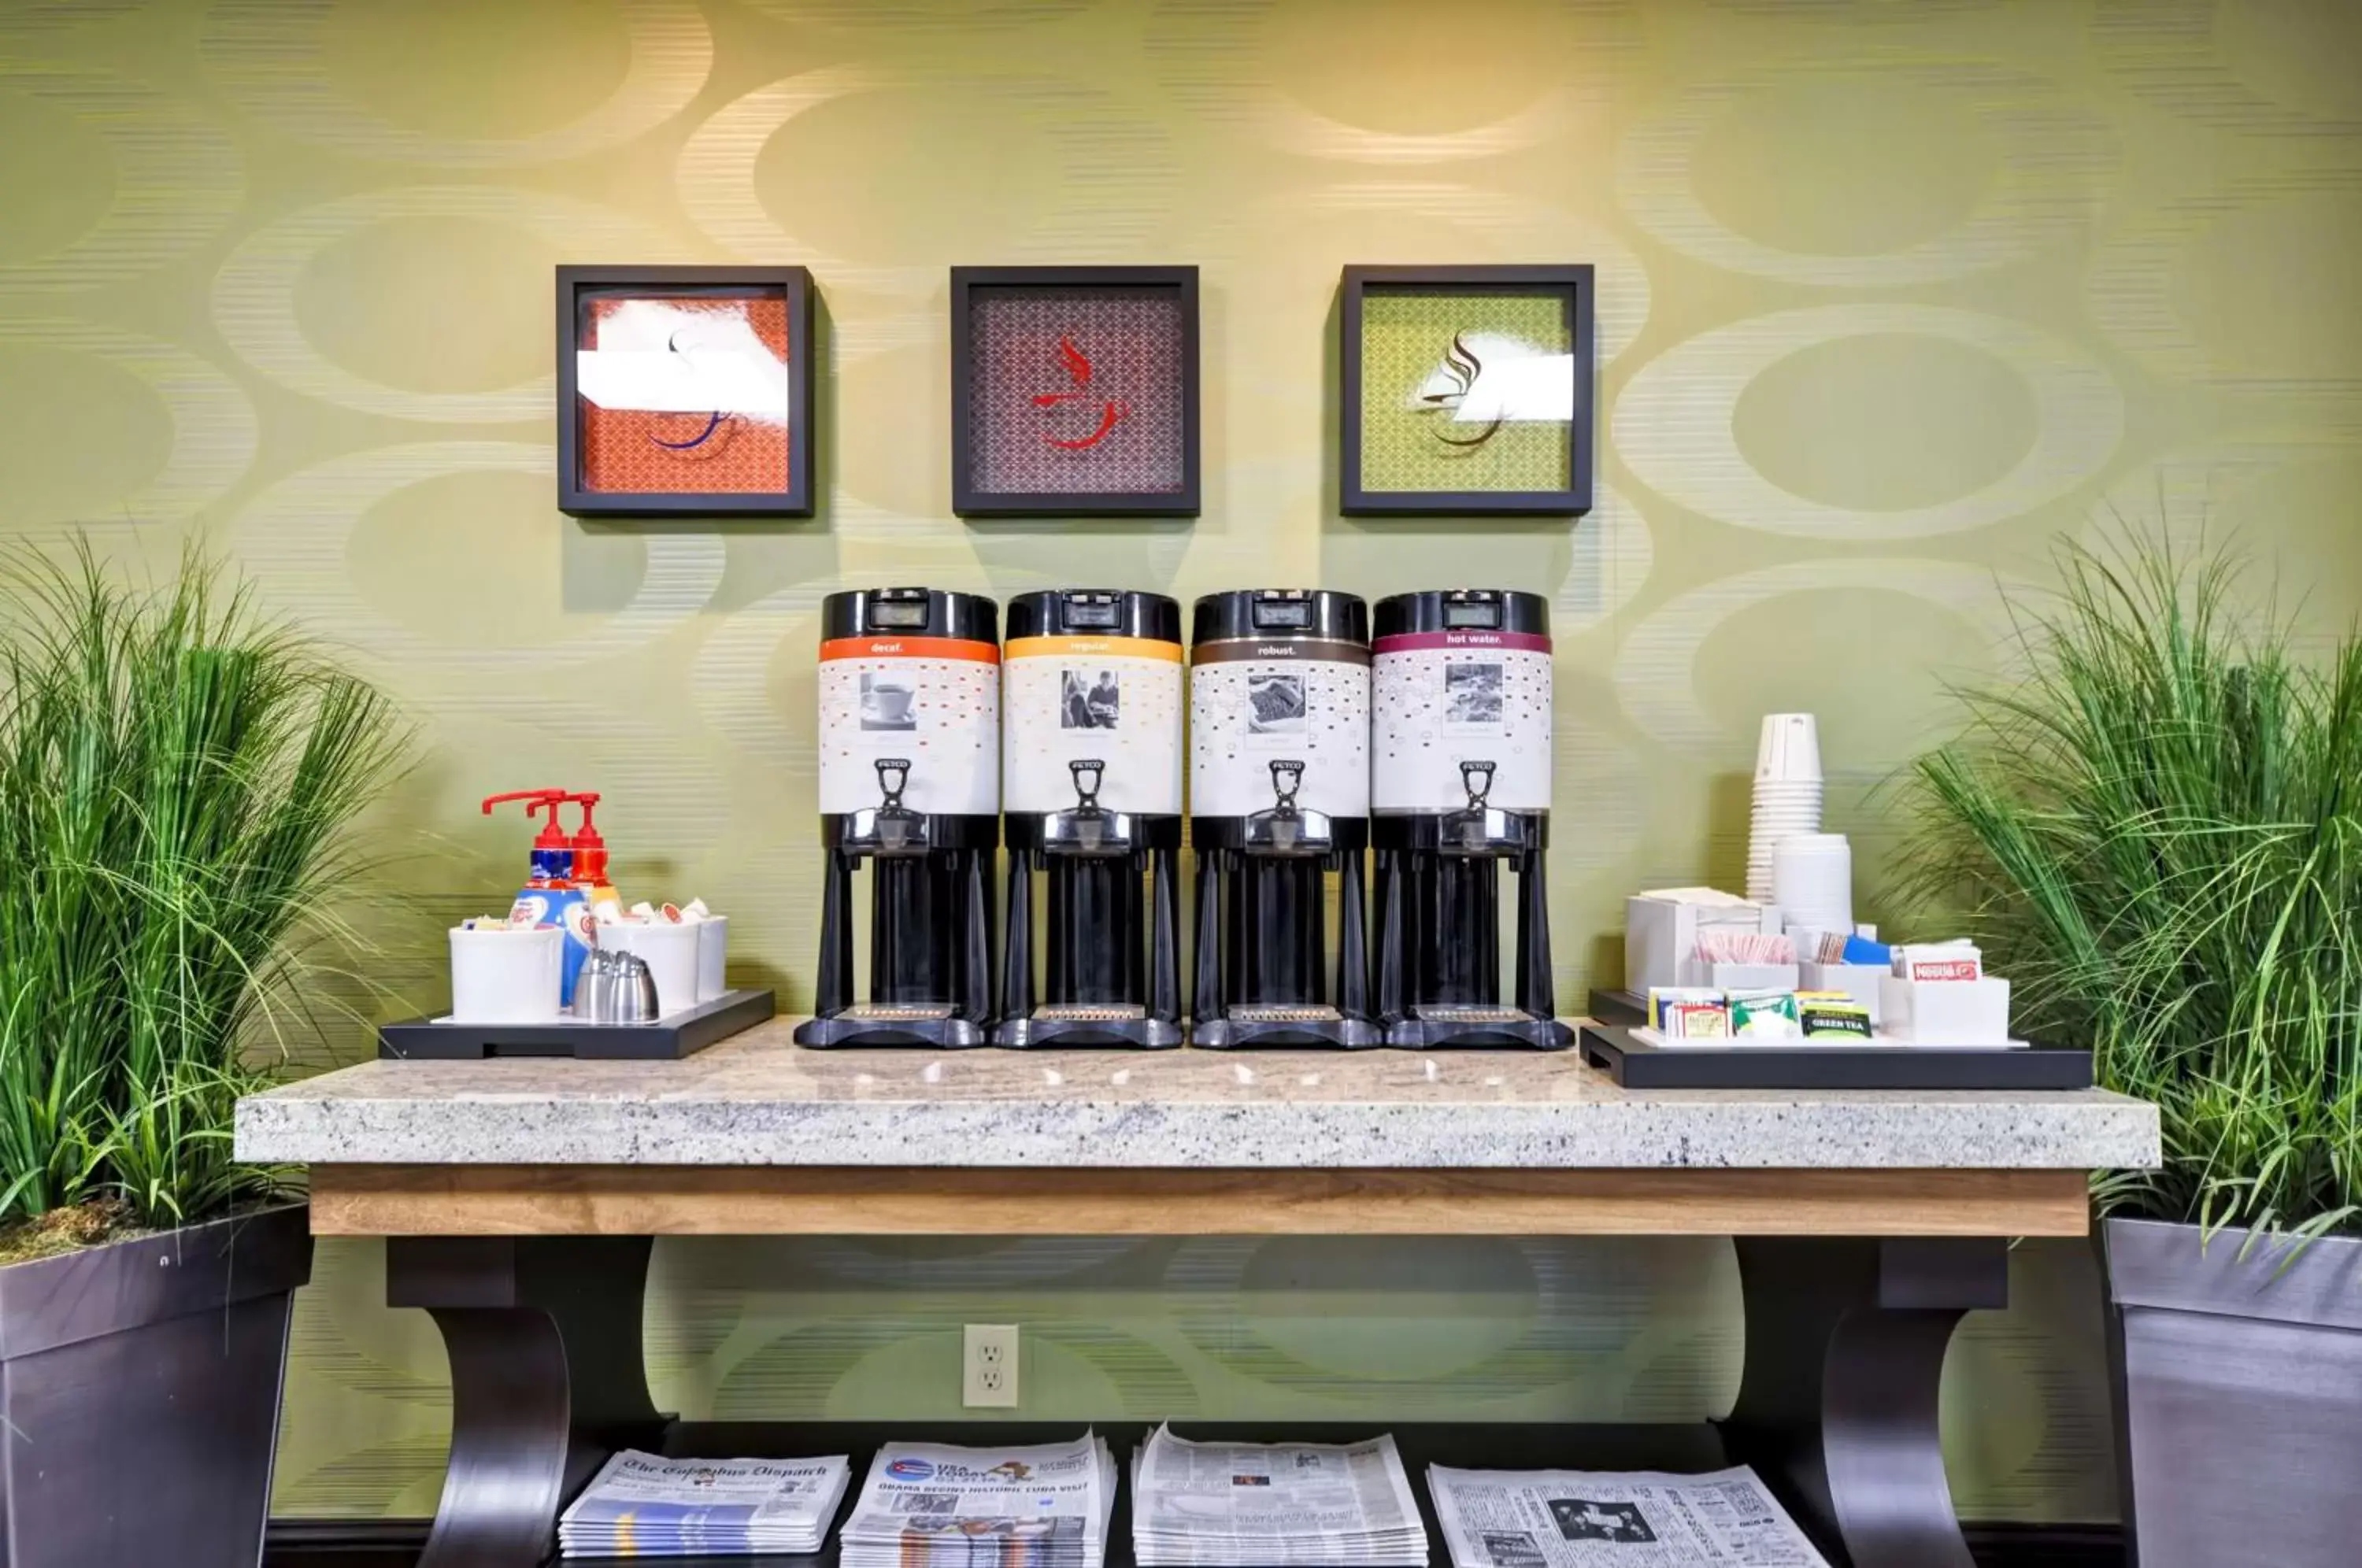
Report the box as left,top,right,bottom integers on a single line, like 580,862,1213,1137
963,1323,1020,1408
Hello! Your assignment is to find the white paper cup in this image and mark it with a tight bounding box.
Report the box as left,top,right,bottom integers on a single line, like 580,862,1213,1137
602,921,702,1017
449,924,563,1023
1772,834,1853,933
694,915,728,1004
1756,713,1823,782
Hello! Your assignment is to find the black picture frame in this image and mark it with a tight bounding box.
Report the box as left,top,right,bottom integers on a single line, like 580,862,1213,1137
950,265,1201,518
556,264,816,518
1338,264,1595,518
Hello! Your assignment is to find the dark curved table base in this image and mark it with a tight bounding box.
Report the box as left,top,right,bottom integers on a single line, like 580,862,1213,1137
387,1237,665,1568
1720,1236,2009,1568
389,1232,2006,1568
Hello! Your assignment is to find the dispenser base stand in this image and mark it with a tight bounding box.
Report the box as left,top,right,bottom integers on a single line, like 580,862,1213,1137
992,1014,1183,1048
1191,1014,1383,1049
794,1012,989,1049
1383,1008,1573,1050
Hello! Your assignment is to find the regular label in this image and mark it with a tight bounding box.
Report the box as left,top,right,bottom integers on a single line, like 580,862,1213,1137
818,637,1000,816
1004,635,1183,815
1371,631,1552,812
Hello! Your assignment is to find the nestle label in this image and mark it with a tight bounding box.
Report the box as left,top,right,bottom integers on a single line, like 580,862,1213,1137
1908,958,1983,982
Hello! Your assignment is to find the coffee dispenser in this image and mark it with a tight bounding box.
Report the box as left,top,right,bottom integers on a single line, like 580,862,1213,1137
1188,590,1376,1047
1370,589,1568,1048
995,590,1185,1047
795,587,1001,1048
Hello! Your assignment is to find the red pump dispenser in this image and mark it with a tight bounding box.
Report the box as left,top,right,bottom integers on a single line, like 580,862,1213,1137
560,792,617,906
481,790,572,882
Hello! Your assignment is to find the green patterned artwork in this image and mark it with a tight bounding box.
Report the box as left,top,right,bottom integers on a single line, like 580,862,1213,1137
1357,290,1575,494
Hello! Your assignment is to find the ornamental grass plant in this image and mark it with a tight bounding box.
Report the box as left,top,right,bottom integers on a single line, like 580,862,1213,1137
0,541,406,1245
1904,540,2361,1241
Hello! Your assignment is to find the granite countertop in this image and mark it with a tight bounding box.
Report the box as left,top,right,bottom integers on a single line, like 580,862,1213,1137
235,1019,2160,1171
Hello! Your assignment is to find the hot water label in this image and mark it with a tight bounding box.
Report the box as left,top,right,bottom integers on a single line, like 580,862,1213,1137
818,635,1000,816
1003,634,1183,815
1371,629,1553,813
1190,638,1371,820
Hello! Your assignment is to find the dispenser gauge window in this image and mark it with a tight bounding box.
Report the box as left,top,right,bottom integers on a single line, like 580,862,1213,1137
1253,600,1312,631
1446,601,1501,630
1064,599,1120,630
868,601,929,631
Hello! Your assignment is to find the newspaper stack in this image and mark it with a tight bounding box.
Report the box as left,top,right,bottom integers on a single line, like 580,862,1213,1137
557,1451,850,1558
1131,1425,1427,1566
839,1433,1116,1568
1428,1465,1830,1568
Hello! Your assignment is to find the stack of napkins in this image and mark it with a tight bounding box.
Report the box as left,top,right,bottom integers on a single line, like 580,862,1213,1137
839,1433,1116,1568
558,1451,849,1558
1132,1426,1427,1566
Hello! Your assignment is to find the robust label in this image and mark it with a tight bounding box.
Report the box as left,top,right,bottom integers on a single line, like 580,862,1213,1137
1371,629,1553,812
1004,634,1184,815
1190,642,1370,820
818,635,1000,816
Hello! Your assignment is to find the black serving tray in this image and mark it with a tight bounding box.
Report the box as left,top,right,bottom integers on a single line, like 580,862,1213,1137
379,988,775,1061
1579,1021,2094,1090
1589,987,1652,1026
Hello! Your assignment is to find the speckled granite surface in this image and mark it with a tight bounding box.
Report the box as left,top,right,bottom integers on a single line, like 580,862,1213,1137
235,1019,2159,1170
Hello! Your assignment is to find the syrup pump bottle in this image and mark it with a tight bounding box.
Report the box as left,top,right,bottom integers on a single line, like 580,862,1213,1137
560,792,617,912
483,789,591,1007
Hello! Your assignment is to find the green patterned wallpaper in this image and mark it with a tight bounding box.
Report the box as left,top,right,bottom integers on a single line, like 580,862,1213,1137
0,0,2355,1526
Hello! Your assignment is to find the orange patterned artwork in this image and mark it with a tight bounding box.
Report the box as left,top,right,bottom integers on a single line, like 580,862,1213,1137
576,291,791,494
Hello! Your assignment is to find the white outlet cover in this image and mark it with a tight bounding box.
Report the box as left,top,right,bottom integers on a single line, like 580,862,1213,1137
963,1323,1019,1408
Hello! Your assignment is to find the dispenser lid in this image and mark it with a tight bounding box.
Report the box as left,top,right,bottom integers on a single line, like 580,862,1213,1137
1191,589,1368,648
1006,589,1181,644
1373,589,1551,641
820,586,998,645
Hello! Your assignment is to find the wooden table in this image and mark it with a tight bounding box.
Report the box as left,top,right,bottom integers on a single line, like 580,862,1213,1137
239,1019,2157,1568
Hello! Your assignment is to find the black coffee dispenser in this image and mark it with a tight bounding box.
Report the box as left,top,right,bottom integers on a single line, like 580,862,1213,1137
994,590,1186,1047
1369,589,1568,1048
1187,590,1377,1047
795,587,1001,1048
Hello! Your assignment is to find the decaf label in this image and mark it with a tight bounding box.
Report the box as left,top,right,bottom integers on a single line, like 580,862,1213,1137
1371,634,1552,812
1190,656,1371,820
1003,636,1183,815
819,638,999,816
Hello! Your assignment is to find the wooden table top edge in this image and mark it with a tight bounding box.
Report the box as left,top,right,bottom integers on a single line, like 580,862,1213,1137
303,1163,2096,1238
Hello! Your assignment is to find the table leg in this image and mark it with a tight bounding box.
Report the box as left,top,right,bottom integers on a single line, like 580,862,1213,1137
387,1236,666,1568
1720,1237,2008,1568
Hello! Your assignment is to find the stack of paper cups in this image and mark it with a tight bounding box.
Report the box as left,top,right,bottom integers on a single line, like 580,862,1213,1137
1772,832,1853,935
1748,713,1824,904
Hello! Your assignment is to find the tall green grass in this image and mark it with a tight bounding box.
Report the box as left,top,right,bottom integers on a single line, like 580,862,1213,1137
1904,542,2361,1239
0,542,407,1230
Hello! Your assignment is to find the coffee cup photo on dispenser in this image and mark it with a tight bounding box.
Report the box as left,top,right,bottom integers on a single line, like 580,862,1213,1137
794,587,1001,1048
995,590,1186,1047
1187,589,1379,1048
1370,589,1568,1048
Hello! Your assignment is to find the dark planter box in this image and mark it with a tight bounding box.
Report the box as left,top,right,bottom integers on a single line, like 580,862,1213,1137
0,1202,312,1566
2105,1216,2362,1568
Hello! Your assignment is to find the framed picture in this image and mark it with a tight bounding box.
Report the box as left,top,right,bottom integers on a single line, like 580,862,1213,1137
557,264,815,517
1339,264,1594,517
951,265,1200,517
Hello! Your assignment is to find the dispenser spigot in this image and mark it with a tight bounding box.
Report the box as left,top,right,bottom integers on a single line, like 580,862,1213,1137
1069,759,1105,810
874,758,912,809
1268,760,1305,812
1460,760,1496,808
